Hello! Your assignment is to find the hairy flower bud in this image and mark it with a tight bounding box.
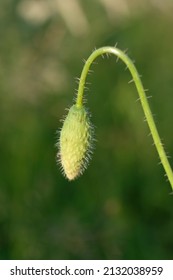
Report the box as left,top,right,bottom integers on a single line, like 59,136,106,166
57,104,93,180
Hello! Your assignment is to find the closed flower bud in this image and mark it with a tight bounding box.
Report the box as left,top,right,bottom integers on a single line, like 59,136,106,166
57,104,93,180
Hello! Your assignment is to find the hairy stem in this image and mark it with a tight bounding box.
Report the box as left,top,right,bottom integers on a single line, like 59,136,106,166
76,46,173,190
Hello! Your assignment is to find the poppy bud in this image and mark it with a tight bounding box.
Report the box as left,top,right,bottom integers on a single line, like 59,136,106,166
58,104,93,180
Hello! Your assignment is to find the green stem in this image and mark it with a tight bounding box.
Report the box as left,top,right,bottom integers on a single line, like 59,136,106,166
76,46,173,190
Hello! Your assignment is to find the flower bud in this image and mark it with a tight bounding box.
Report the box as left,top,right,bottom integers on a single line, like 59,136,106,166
58,104,93,180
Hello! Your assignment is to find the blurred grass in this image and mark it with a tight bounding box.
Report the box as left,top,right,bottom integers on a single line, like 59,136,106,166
0,0,173,259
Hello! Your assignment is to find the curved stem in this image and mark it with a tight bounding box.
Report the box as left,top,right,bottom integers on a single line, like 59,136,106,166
76,46,173,190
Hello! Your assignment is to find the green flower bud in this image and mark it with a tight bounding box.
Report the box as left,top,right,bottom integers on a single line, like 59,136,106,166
57,104,93,180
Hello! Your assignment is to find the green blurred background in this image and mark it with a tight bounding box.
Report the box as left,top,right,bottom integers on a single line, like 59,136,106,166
0,0,173,260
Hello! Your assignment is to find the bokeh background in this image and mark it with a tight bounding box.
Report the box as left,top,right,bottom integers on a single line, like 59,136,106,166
1,0,173,260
